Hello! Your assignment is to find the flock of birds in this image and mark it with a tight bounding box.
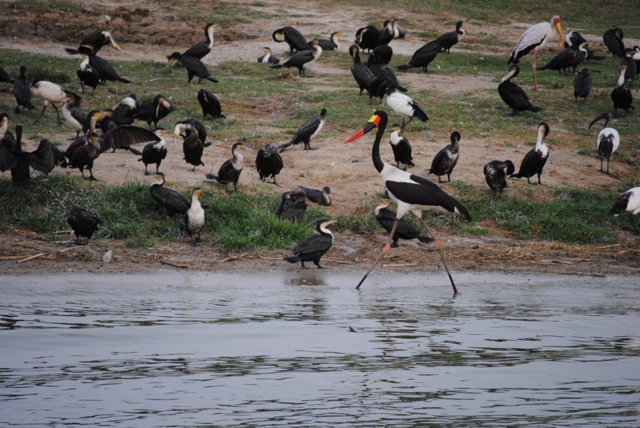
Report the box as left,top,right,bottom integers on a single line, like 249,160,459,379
0,14,639,292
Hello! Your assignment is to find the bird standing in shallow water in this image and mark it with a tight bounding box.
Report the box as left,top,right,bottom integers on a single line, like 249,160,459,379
483,160,515,197
375,199,434,248
429,131,461,183
284,219,336,268
611,187,640,234
509,15,563,90
185,188,206,245
498,65,543,115
345,110,471,294
510,122,550,185
67,207,102,245
589,112,619,174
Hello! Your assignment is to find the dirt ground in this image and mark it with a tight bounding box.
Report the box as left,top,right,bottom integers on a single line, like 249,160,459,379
0,0,638,277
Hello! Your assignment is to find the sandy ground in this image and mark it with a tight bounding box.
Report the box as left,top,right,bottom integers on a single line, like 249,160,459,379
0,0,638,277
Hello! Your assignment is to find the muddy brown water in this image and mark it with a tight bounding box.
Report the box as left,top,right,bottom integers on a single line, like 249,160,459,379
1,271,639,426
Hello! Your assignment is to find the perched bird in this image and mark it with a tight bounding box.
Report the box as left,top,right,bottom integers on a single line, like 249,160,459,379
12,65,35,113
279,108,326,150
283,219,336,268
88,54,131,86
397,40,443,72
111,94,139,125
388,123,414,170
133,94,173,130
0,66,14,84
435,20,465,53
483,160,515,197
345,110,471,293
149,173,190,217
257,47,280,64
573,68,592,102
510,122,550,185
205,140,245,193
184,188,206,244
367,45,394,67
167,52,218,84
602,28,625,58
375,199,434,248
31,80,69,125
275,188,307,221
509,16,564,90
611,187,640,234
536,42,588,75
76,54,101,94
61,93,86,138
348,44,375,96
67,207,102,245
589,112,620,174
271,39,322,77
65,29,121,56
368,76,393,104
355,25,381,53
310,32,341,51
369,62,407,93
181,23,218,60
256,143,283,186
197,89,225,119
175,122,208,171
611,65,634,116
298,185,331,206
66,125,162,180
429,131,462,183
498,65,543,115
386,90,428,130
272,26,308,55
137,138,167,175
174,118,209,147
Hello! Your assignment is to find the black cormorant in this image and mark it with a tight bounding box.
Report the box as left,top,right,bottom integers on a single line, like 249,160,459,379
498,65,543,115
88,54,131,85
435,21,465,53
536,42,587,75
573,68,592,102
283,219,336,268
272,26,308,55
138,138,167,175
275,188,307,221
197,89,225,119
205,140,245,193
175,123,208,171
611,65,634,116
167,52,218,84
111,94,139,125
256,143,283,186
355,25,380,53
12,65,34,113
510,122,550,185
349,45,375,96
65,29,121,56
133,94,173,130
603,28,625,58
483,160,515,197
388,123,413,170
375,199,434,248
76,54,101,94
429,131,461,183
397,40,443,72
279,108,326,150
67,207,102,245
149,173,190,217
271,39,322,77
298,185,331,206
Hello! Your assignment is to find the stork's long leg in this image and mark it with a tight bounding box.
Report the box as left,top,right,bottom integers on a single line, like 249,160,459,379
356,218,399,290
416,217,460,296
533,49,539,91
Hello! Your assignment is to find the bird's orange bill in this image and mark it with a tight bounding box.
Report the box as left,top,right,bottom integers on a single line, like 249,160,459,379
554,19,563,46
345,114,381,143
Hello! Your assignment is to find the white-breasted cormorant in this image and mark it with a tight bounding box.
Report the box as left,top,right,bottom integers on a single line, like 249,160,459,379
283,219,336,268
483,160,515,197
389,123,413,170
149,173,190,217
498,65,543,115
429,131,461,183
435,20,465,53
133,94,173,130
65,29,121,56
205,140,245,193
509,16,563,90
345,110,471,293
275,188,307,221
355,25,380,53
167,52,218,84
270,39,322,77
510,122,550,185
375,199,434,248
185,188,206,244
111,94,139,125
77,54,101,94
12,65,35,113
589,112,620,174
309,32,341,50
272,26,308,54
279,108,326,151
258,47,280,64
256,143,283,186
181,23,218,60
88,54,131,86
574,68,592,102
197,89,225,119
611,187,640,234
138,138,167,176
611,65,634,116
67,207,102,245
61,93,86,138
298,185,331,206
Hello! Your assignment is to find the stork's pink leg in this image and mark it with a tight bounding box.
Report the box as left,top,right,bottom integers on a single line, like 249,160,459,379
532,49,539,91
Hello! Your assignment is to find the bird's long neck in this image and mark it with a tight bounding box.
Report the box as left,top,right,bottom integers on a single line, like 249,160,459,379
616,68,626,87
206,27,215,47
372,118,387,173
